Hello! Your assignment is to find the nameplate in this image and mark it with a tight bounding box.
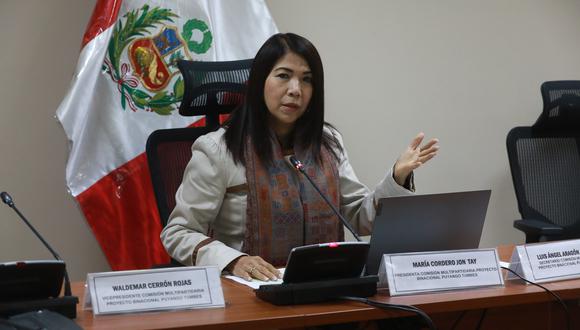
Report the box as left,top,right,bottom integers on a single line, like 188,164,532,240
85,266,224,315
379,249,503,296
508,239,580,283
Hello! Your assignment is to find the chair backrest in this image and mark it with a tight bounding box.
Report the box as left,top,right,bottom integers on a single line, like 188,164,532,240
147,59,252,227
177,59,253,127
506,127,580,235
146,126,214,227
534,80,580,130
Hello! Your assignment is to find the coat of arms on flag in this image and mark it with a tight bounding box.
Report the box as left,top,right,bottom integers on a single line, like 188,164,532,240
56,0,277,271
104,5,216,115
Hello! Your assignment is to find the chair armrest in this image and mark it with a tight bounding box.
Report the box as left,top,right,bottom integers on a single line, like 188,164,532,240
513,219,564,236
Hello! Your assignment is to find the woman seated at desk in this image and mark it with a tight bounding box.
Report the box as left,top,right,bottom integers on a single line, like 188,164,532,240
161,33,439,281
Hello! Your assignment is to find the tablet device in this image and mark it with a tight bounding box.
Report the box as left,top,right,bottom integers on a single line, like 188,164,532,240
282,242,369,283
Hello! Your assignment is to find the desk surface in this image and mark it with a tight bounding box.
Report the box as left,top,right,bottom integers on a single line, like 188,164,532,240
75,246,580,329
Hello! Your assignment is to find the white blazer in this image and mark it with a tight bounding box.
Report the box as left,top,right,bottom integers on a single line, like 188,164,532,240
160,128,414,271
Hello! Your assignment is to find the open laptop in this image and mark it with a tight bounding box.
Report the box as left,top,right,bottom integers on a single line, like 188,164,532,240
365,190,491,276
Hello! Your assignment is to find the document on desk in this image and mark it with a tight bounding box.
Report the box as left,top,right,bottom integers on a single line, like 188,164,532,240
224,268,285,289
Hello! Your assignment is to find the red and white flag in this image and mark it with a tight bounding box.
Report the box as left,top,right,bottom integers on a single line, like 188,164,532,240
56,0,277,270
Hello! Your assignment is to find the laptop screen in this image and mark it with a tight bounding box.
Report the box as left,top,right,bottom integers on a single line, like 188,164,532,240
365,190,491,275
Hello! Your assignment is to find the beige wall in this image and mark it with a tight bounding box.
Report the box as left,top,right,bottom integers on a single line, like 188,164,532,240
267,0,580,248
0,0,109,280
1,0,580,281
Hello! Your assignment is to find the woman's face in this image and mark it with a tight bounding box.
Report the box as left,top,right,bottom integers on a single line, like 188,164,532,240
263,52,313,137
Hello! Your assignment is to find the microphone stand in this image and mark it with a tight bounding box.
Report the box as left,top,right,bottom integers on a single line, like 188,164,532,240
1,191,78,318
288,157,362,242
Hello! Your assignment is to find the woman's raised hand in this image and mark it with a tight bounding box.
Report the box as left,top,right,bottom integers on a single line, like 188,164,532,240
393,132,439,186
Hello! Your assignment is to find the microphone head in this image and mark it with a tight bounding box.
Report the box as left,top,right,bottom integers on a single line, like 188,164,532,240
1,191,14,207
288,156,304,171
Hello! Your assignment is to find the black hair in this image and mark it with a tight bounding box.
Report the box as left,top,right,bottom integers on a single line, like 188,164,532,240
224,33,342,166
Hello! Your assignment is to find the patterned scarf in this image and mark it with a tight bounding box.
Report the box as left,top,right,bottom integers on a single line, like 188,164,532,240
243,138,343,267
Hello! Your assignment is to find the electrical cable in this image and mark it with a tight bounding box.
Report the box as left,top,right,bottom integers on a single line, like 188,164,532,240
449,310,467,330
340,266,571,330
501,266,570,330
474,308,487,330
339,296,436,330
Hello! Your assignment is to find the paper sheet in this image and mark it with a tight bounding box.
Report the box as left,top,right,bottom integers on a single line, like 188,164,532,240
224,268,285,289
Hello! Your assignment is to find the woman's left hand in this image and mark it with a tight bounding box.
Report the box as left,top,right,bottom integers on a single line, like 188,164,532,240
393,132,439,186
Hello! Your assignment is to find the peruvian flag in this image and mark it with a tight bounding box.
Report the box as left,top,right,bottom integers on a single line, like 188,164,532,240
56,0,277,270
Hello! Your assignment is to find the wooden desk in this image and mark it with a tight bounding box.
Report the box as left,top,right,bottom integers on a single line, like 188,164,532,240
75,246,580,329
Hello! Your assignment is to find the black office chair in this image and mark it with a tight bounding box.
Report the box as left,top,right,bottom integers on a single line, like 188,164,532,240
177,59,253,126
533,80,580,130
506,80,580,243
146,127,214,228
146,59,252,228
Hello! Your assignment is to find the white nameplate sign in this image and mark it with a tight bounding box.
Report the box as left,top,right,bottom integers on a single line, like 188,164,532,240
85,266,224,315
508,239,580,283
379,249,503,296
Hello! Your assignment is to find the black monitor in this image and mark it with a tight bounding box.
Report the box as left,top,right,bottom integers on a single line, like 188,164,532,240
0,260,65,301
283,242,369,283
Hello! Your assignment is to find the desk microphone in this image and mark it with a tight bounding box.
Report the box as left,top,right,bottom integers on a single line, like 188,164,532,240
1,191,73,297
287,156,361,242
